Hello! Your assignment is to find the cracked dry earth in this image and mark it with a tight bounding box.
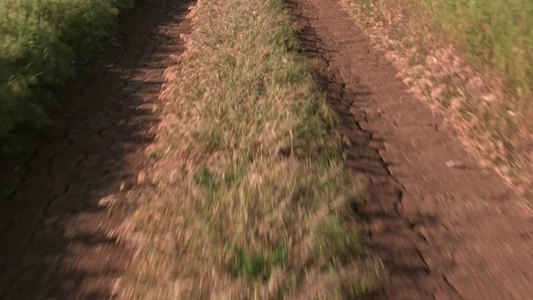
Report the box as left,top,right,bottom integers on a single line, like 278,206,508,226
0,0,191,298
289,0,533,299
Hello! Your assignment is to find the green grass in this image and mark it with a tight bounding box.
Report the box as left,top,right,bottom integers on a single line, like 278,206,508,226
0,0,134,139
120,0,384,298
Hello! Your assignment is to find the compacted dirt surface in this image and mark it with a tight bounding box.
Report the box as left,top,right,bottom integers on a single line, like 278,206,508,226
288,0,533,299
0,0,191,298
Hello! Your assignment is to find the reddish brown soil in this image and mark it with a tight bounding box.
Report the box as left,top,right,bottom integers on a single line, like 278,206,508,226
0,0,191,298
289,0,533,299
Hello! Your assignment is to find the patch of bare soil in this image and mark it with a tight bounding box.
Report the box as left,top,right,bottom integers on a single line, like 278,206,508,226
0,0,192,298
289,0,533,298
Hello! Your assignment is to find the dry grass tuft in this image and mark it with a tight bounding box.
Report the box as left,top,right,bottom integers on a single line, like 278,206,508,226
120,0,384,298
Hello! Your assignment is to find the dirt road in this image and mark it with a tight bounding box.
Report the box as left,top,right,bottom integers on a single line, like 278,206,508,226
0,0,191,298
1,0,532,299
288,0,533,299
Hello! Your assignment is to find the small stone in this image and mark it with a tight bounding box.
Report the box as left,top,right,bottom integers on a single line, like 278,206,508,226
446,160,466,169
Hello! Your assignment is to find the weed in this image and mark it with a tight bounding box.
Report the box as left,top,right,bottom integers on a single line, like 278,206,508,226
312,217,362,268
149,150,164,161
441,91,456,109
193,166,220,192
228,246,270,280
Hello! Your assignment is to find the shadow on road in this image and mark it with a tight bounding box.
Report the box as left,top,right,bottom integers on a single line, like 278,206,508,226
0,0,193,298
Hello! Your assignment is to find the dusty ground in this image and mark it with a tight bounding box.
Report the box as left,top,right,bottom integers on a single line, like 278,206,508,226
0,0,191,298
288,0,533,299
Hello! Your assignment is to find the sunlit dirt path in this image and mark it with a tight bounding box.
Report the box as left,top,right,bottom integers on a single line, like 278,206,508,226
288,0,533,298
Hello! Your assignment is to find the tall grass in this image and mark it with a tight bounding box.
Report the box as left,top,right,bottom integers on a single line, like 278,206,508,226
0,0,135,139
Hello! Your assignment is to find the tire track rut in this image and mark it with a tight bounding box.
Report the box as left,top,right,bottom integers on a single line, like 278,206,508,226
288,0,533,299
